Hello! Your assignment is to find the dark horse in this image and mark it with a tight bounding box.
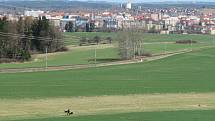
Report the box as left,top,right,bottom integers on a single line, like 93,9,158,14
64,109,73,115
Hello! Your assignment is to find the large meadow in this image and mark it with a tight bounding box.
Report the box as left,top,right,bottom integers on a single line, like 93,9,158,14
0,32,215,121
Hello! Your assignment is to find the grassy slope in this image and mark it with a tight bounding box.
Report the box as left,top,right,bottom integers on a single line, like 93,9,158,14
64,32,118,46
0,32,214,69
0,47,215,98
144,42,209,54
0,45,119,68
17,110,215,121
0,43,211,69
0,43,210,69
143,33,215,43
64,32,215,46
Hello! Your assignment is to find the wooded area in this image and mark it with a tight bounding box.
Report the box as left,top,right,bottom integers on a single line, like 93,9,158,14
0,16,65,63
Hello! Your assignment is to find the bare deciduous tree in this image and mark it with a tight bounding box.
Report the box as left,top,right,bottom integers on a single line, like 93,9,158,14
118,29,145,60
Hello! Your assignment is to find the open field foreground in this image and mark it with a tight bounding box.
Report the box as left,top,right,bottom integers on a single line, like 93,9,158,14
15,110,215,121
0,42,215,120
2,1,215,120
1,47,215,98
1,93,215,120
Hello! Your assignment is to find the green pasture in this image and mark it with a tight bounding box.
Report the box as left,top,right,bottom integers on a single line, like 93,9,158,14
64,32,215,46
0,45,119,69
1,37,214,69
64,32,118,46
0,32,214,69
0,47,215,98
143,33,215,43
16,110,215,121
143,42,210,54
1,44,215,121
1,32,215,121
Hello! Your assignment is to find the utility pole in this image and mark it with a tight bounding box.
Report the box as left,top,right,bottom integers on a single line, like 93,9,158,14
191,40,193,51
164,42,167,55
45,47,48,70
212,35,214,46
134,44,136,59
94,45,97,66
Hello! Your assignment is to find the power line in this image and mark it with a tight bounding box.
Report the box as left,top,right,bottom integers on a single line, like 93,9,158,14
0,32,63,42
0,31,80,41
0,32,56,40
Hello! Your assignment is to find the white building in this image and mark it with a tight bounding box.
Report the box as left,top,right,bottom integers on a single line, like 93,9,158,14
164,17,179,26
151,14,159,21
126,0,132,9
24,10,44,18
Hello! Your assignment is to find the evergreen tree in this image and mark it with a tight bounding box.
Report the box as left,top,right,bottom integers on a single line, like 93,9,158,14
89,22,95,32
65,21,74,32
86,23,90,32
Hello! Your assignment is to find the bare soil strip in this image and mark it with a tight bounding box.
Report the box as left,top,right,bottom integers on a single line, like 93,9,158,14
1,93,215,120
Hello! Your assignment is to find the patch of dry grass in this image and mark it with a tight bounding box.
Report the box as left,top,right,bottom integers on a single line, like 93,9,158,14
1,93,215,120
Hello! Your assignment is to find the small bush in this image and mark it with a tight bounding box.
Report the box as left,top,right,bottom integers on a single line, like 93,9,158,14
135,52,152,57
141,52,152,57
0,58,17,63
56,46,69,52
106,37,113,44
19,50,31,61
176,40,197,44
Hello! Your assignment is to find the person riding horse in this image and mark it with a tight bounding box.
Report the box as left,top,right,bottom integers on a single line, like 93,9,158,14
64,109,70,115
64,109,73,115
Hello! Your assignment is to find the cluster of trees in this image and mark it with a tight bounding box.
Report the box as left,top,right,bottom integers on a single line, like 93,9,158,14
118,30,147,59
65,22,95,32
79,36,112,46
0,16,64,62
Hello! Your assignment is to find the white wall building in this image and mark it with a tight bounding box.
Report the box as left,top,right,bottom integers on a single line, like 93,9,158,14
126,0,132,9
24,10,44,18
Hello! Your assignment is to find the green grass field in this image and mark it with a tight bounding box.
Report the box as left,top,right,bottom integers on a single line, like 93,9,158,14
64,32,118,45
0,33,214,69
1,47,215,98
0,47,215,120
0,45,119,69
143,42,209,54
64,32,215,46
1,33,215,121
16,110,215,121
0,43,210,69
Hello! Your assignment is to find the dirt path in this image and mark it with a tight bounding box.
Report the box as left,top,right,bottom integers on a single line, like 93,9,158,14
1,92,215,120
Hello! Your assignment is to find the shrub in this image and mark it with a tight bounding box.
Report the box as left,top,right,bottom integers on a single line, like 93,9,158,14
176,40,197,44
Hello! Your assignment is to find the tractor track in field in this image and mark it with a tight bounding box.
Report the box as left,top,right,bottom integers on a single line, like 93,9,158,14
0,46,214,74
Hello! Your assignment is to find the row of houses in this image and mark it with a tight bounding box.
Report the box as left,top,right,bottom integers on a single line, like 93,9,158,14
6,10,215,34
